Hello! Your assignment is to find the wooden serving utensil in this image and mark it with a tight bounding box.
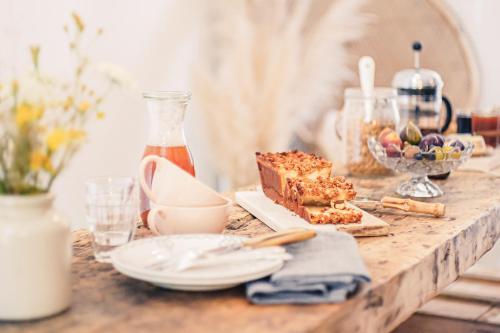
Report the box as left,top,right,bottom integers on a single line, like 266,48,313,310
352,196,446,217
243,228,317,248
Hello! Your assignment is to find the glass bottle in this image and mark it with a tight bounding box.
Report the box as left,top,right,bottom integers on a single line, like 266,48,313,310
341,87,400,176
140,91,195,225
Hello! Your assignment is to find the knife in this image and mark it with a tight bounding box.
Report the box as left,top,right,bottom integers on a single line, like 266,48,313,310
146,228,316,272
351,196,446,217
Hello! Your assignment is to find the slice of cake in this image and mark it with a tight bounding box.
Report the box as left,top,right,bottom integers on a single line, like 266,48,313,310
256,151,332,204
300,206,363,225
285,176,357,207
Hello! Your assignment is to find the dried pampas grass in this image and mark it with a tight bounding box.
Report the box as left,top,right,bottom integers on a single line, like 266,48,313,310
192,0,369,188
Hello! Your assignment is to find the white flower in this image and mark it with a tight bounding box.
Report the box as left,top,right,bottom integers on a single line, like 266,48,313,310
96,62,136,89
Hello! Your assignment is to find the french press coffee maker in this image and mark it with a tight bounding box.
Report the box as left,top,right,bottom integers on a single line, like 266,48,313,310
392,41,453,134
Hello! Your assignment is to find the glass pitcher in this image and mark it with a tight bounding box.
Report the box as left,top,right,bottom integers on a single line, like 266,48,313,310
140,91,195,225
339,88,400,176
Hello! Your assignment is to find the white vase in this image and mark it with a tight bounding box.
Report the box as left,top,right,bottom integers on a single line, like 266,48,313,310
0,193,72,320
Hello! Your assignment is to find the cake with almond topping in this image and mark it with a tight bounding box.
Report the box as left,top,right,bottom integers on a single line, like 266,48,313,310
255,151,332,205
255,151,362,224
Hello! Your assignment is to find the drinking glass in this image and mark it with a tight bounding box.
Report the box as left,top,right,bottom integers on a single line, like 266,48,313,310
86,177,138,263
456,109,473,134
472,109,500,148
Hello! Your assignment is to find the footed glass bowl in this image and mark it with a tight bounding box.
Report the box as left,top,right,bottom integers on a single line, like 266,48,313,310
367,137,474,198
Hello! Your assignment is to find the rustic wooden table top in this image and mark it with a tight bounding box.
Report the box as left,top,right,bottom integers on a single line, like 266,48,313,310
2,171,500,333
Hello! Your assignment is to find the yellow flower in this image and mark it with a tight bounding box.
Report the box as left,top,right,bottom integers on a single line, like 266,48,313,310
15,103,43,128
78,101,90,113
30,151,47,171
96,111,105,120
68,129,86,141
47,128,67,151
43,159,55,174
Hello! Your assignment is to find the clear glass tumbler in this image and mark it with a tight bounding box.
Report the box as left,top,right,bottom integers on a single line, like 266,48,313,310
86,177,138,263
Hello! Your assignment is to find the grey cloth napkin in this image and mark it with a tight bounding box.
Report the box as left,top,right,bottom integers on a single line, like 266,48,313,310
246,231,370,304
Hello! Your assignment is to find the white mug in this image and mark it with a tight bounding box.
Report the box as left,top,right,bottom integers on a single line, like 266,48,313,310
139,155,228,207
148,202,231,235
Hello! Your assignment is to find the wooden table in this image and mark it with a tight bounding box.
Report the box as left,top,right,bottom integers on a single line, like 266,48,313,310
2,171,500,333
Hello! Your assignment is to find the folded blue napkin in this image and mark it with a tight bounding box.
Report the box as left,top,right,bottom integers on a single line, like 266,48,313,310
246,231,370,304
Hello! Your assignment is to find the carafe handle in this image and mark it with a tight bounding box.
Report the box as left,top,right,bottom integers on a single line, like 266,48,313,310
441,95,453,133
139,155,162,204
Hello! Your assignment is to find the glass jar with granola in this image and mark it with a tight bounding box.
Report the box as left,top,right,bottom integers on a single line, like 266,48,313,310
339,88,400,176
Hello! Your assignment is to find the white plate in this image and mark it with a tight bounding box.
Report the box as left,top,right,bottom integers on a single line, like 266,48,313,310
111,234,284,291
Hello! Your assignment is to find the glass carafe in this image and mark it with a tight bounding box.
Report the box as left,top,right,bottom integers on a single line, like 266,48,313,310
140,91,195,225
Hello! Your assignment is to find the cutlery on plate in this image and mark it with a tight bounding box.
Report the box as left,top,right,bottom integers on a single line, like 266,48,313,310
146,228,316,272
351,196,446,217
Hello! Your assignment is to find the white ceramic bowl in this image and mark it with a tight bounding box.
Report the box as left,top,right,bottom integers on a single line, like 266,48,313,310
148,202,232,235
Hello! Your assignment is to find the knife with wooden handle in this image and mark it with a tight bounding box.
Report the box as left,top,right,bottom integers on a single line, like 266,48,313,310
243,228,317,248
353,196,446,217
145,229,317,272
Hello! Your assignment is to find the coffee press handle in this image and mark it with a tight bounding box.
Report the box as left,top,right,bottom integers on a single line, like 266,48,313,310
441,95,453,133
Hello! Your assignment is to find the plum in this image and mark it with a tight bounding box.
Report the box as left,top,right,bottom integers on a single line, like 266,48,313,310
419,133,445,151
400,121,422,145
449,140,465,151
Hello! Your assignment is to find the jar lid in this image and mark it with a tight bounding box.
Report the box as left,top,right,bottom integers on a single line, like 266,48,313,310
344,87,397,100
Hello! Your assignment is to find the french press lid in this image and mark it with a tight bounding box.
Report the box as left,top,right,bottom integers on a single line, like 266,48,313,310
392,41,444,97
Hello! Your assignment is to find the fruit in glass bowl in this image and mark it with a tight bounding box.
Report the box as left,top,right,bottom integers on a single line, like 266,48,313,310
403,143,420,159
378,129,403,157
400,121,422,145
419,133,445,151
367,133,474,198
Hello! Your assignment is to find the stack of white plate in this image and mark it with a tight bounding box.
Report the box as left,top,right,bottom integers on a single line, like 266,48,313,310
111,234,285,291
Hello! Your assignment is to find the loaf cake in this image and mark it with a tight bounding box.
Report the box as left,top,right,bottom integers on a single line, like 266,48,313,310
256,151,332,205
255,151,362,224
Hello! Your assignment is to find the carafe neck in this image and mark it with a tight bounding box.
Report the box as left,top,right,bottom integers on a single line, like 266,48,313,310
143,91,191,147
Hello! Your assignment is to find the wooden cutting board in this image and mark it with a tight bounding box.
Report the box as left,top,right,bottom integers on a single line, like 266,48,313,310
235,190,389,237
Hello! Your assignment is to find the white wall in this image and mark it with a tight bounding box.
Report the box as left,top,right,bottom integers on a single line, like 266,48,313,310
0,0,213,228
445,0,500,108
1,0,499,229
